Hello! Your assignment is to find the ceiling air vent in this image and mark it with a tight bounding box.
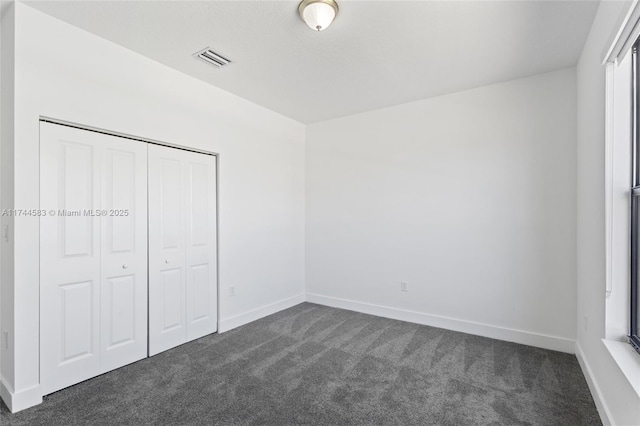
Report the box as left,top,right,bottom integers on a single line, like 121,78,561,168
194,47,231,68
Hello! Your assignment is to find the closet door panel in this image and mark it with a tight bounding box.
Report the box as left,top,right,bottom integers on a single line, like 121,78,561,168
160,160,182,250
148,145,187,355
103,275,136,347
161,268,184,329
60,142,96,257
41,122,148,394
149,145,217,353
185,154,217,341
105,150,136,252
59,281,95,359
100,141,148,372
40,124,102,395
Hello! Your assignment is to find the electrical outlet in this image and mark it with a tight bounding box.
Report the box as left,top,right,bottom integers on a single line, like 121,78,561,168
229,286,236,297
400,282,408,292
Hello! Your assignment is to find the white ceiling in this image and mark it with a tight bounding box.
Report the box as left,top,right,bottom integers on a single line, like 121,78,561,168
25,0,599,124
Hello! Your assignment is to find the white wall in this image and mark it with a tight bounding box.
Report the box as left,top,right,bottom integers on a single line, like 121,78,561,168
0,2,305,411
306,68,577,352
576,1,640,425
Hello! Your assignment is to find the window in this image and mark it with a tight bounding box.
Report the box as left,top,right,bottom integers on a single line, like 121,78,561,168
630,41,640,353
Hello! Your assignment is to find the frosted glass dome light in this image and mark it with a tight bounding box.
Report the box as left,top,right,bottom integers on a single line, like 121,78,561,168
298,0,339,32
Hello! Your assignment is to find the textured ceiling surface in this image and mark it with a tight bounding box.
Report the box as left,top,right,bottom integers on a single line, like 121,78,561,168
25,0,599,124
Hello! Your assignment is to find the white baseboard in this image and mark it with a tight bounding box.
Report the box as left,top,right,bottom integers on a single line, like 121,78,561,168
306,293,575,353
575,342,613,426
0,377,42,413
219,293,305,333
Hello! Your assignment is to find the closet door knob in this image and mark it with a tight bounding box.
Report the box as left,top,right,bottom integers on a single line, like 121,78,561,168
122,264,128,269
165,260,169,264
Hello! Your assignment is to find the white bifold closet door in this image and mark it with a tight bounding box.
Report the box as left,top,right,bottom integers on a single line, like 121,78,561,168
148,144,217,356
40,122,148,395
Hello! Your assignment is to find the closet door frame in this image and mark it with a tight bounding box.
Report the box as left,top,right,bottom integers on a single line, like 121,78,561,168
39,117,220,390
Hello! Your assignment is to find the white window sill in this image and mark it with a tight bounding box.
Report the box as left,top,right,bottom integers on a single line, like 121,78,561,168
602,339,640,398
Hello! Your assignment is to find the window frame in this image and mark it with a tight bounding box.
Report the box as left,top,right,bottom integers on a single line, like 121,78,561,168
630,42,640,353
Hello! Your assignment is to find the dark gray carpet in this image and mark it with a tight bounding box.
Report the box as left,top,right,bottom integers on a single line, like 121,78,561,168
1,302,600,425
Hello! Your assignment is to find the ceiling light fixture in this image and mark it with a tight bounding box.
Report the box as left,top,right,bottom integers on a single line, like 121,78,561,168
298,0,339,32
